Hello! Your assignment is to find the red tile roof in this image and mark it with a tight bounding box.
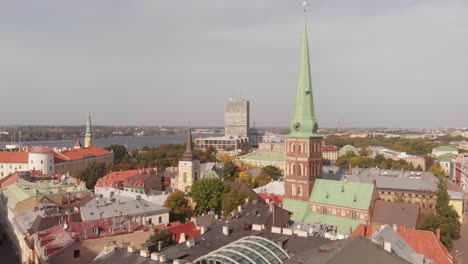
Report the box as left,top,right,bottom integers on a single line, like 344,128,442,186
54,146,112,162
95,169,141,188
0,172,20,189
257,193,285,206
399,229,455,264
69,218,142,240
351,224,456,264
123,173,152,187
37,225,75,257
322,146,339,152
0,151,28,163
155,221,201,243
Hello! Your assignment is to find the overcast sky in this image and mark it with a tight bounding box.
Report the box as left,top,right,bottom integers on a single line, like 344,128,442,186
1,0,467,128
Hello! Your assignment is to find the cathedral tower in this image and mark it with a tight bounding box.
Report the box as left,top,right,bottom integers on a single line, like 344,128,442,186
284,21,323,201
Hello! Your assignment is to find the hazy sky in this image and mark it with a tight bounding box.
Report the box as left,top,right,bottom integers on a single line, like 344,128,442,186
1,0,467,128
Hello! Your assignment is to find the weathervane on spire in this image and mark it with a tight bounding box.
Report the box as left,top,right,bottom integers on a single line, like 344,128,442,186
302,1,307,12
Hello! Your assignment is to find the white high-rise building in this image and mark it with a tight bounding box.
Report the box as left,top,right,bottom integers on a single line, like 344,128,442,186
224,98,249,138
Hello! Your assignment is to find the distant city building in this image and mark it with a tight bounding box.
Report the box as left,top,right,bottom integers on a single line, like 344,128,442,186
338,145,360,157
194,135,249,151
432,145,459,157
322,146,339,161
0,115,113,179
369,146,426,170
224,98,249,138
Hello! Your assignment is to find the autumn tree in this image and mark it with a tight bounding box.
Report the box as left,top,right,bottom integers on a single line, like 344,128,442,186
221,188,250,217
261,165,282,181
148,229,174,249
164,190,193,223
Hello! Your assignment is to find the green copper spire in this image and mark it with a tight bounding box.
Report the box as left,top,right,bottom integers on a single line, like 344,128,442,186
85,113,93,147
289,20,320,138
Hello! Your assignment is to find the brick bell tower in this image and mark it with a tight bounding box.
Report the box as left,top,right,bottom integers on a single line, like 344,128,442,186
284,20,323,201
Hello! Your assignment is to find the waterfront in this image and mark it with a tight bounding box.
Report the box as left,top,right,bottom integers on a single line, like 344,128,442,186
0,134,221,151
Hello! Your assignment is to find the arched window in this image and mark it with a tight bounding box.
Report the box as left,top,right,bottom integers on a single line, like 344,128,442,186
298,144,302,154
183,172,187,183
292,143,296,153
299,164,304,176
291,164,296,175
351,211,357,219
298,186,303,197
292,184,296,196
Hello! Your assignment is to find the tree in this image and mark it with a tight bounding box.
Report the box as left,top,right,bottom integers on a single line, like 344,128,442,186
254,173,272,188
76,162,110,189
222,162,239,181
195,146,217,163
336,151,357,167
261,165,282,181
148,229,174,249
419,164,461,249
236,171,255,188
189,178,229,214
164,190,193,223
221,188,250,217
105,144,129,164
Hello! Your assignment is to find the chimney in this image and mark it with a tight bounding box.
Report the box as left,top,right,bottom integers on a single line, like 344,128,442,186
222,225,230,236
200,226,206,235
383,241,392,252
158,241,163,252
186,238,195,248
436,228,441,241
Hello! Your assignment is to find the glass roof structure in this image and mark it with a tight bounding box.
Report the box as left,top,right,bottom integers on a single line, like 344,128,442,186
193,236,290,264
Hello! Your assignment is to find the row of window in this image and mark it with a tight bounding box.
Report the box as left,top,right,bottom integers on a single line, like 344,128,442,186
287,141,322,154
291,184,304,197
286,162,321,177
380,191,433,199
312,205,365,220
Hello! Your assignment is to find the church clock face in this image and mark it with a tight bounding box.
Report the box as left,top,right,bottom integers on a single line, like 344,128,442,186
293,122,301,131
313,122,318,133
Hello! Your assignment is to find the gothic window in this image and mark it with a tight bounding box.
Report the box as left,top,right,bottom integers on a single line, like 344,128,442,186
298,186,303,197
183,172,187,183
292,143,296,153
298,144,302,153
321,208,328,215
351,211,357,219
312,205,316,212
299,164,304,176
292,184,296,196
291,164,296,175
332,208,336,215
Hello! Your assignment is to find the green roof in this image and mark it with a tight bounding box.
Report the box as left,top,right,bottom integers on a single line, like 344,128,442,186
282,198,310,222
239,151,285,163
302,211,365,234
0,179,88,211
436,153,456,162
309,179,374,210
434,146,458,152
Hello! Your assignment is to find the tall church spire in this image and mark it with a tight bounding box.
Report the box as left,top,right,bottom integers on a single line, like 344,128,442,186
84,113,93,148
290,20,319,138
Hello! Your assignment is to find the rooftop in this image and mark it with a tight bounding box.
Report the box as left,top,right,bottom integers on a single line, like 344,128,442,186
371,201,420,229
343,168,438,193
80,195,169,221
433,146,458,152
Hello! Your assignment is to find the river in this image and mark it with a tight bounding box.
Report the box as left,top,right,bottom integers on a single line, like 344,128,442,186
0,134,221,151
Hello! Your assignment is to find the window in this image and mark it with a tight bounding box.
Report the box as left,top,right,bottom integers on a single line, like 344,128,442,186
429,204,433,209
41,160,43,164
332,208,336,215
299,164,304,176
183,172,187,183
31,160,33,164
387,192,391,195
321,208,328,215
341,210,346,216
159,216,162,223
0,164,3,168
351,211,357,219
292,144,296,153
73,250,80,258
312,205,316,212
292,184,296,196
298,186,303,197
291,164,296,175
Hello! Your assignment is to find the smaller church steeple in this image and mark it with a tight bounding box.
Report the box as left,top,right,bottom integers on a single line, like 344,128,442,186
84,113,93,148
177,127,201,192
181,128,199,161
